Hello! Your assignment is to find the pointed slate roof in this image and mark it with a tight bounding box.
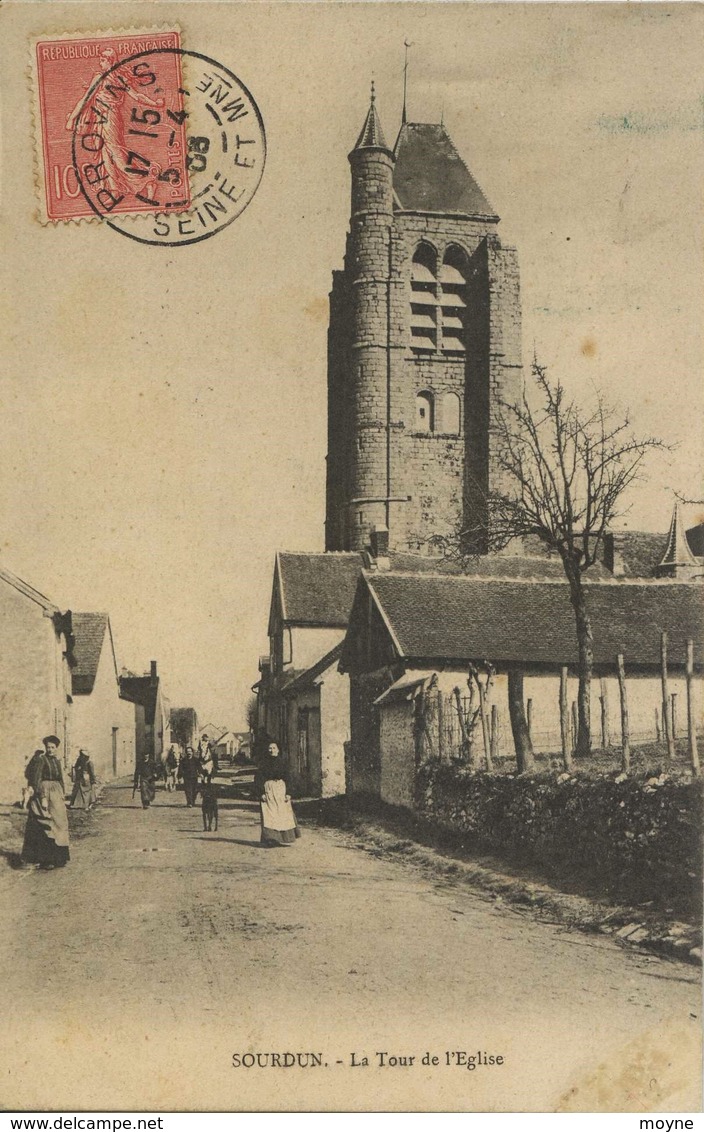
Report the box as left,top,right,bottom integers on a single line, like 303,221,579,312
72,612,112,694
658,504,698,572
393,122,497,218
353,84,389,151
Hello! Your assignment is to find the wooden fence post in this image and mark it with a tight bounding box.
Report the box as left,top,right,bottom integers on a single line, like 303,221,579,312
600,677,610,749
478,681,493,771
661,632,675,761
686,639,700,776
670,692,678,741
526,698,533,741
490,704,500,764
560,667,572,770
453,688,471,767
437,688,445,763
617,653,631,773
654,706,661,743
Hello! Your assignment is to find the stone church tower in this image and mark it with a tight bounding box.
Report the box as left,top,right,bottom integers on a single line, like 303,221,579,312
325,88,523,554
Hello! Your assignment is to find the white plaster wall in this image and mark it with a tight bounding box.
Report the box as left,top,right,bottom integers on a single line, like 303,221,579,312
319,668,349,797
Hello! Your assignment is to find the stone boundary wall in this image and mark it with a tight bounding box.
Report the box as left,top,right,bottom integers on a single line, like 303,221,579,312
416,762,703,916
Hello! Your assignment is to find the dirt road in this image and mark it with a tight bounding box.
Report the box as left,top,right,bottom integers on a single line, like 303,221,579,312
0,770,700,1112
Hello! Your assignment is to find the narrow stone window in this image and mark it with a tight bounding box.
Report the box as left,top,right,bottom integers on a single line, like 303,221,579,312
439,245,468,354
416,391,434,432
441,391,461,434
410,243,438,353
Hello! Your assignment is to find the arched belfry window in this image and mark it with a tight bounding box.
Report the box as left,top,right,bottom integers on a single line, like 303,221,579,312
410,243,468,355
415,391,434,432
410,244,438,353
439,246,468,354
441,391,461,435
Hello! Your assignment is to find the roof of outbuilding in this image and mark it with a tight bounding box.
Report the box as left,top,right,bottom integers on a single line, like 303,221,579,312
273,549,598,629
393,123,497,218
71,612,111,695
276,553,363,626
362,573,704,669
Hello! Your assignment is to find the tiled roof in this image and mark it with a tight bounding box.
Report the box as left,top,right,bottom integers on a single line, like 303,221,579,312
365,573,704,669
274,549,596,628
613,531,671,577
687,522,704,558
71,612,110,694
277,553,362,626
393,123,497,218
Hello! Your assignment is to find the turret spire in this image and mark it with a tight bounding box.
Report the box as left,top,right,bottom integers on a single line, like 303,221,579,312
353,81,389,150
657,502,697,577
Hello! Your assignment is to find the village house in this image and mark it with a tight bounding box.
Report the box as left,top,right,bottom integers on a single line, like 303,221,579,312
340,569,704,805
0,563,75,800
119,661,169,765
70,613,136,782
255,551,360,796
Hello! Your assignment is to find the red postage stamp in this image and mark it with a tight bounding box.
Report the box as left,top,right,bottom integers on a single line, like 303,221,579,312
33,30,190,222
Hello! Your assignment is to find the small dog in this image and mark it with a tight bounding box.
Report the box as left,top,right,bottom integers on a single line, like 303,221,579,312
200,781,218,832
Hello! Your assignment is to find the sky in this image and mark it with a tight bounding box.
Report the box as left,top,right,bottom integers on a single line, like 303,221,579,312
1,2,702,727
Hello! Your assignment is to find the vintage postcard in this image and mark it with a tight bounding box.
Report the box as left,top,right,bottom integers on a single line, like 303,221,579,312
0,1,702,1115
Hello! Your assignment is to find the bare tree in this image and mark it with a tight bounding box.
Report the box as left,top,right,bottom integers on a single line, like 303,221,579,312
431,360,665,756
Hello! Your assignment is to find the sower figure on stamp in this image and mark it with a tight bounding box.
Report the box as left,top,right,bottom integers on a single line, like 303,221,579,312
133,752,157,810
65,47,165,205
21,735,70,869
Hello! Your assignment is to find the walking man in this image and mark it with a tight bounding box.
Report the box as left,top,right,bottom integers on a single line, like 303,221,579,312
179,747,199,808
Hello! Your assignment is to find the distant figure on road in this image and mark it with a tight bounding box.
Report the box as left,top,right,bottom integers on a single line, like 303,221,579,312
255,740,301,848
69,749,97,809
133,754,157,810
164,745,179,792
21,735,70,869
179,747,199,807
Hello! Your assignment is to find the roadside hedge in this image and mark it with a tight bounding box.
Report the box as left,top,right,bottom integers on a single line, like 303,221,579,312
415,763,703,915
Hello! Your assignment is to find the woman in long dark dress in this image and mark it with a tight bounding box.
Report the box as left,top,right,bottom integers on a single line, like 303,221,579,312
255,741,301,847
69,749,97,809
21,736,70,869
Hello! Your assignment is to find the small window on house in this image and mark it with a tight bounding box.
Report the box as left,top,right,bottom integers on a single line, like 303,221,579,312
416,391,434,432
441,391,461,435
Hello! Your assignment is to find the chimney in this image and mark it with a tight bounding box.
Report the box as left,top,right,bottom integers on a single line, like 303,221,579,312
150,660,158,684
370,525,389,559
603,532,625,577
